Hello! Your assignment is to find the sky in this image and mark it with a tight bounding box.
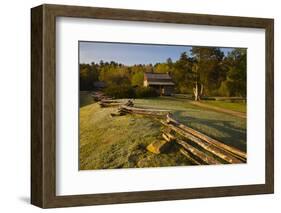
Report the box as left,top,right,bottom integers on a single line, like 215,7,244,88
79,41,235,65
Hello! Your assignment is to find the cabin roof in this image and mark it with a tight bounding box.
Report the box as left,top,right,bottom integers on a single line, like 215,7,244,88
147,81,175,86
145,72,172,80
144,72,175,86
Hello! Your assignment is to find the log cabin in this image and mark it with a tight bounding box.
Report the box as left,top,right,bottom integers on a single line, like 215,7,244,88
143,72,175,96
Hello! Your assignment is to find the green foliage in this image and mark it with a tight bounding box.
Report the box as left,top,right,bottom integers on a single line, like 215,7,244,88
135,87,158,98
191,47,226,95
225,49,247,97
218,80,231,97
79,47,247,98
171,52,194,93
154,63,170,73
79,63,99,90
131,72,144,86
99,66,131,86
131,64,153,73
104,85,158,99
104,85,135,99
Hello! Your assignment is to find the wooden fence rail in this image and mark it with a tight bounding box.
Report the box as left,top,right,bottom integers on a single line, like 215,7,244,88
110,101,247,165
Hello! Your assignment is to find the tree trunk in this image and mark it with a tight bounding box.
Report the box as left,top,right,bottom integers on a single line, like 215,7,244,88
193,82,203,101
193,82,199,101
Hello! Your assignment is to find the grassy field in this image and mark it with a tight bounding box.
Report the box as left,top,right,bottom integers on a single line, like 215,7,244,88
79,95,246,170
201,100,246,113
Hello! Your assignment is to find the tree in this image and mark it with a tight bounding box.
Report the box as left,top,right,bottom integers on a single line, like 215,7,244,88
192,64,204,101
219,49,246,97
79,47,246,98
191,47,225,97
99,66,130,86
131,72,144,86
79,63,99,90
154,63,170,73
172,52,194,93
166,58,173,68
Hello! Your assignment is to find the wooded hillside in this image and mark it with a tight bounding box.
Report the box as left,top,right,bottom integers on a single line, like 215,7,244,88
80,47,246,98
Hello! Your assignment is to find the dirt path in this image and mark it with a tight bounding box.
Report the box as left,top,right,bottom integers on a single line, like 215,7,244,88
190,101,246,119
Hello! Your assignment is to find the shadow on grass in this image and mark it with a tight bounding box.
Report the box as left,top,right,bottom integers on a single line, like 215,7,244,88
80,92,95,108
172,110,247,152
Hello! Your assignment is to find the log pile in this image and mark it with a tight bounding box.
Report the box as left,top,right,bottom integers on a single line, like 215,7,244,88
160,113,247,165
110,100,134,116
92,92,109,101
117,105,170,118
162,131,221,164
103,97,247,165
99,99,123,108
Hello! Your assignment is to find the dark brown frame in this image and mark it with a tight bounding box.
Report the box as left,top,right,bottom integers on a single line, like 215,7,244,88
31,4,274,208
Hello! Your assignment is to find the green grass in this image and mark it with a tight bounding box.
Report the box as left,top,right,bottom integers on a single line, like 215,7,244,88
79,95,246,170
79,102,191,170
201,100,246,113
134,97,246,150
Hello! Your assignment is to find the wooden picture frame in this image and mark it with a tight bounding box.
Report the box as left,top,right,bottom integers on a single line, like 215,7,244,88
31,4,274,208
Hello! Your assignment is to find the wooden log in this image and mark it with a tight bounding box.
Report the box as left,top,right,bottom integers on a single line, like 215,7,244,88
120,109,166,115
101,99,134,107
162,133,174,141
92,92,110,101
119,105,169,117
163,132,220,165
121,105,170,113
166,113,246,161
100,99,120,104
162,132,176,142
124,100,134,107
162,133,171,142
99,102,122,108
177,140,221,165
179,148,201,165
161,121,243,164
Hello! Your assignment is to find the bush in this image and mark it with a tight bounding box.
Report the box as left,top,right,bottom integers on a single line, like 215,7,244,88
104,85,135,98
135,87,158,98
104,85,158,99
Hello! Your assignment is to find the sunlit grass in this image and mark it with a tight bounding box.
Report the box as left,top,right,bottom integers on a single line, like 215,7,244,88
201,100,246,113
79,95,246,170
79,102,190,170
